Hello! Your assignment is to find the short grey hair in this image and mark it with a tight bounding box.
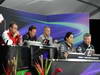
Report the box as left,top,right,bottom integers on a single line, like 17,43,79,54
83,33,91,38
44,26,50,29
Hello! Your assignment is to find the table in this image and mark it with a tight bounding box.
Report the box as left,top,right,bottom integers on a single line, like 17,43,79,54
49,59,100,75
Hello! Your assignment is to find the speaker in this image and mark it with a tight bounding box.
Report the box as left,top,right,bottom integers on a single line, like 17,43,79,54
17,47,31,69
0,0,5,4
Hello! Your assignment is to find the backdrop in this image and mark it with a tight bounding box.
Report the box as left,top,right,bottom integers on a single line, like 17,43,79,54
0,6,89,45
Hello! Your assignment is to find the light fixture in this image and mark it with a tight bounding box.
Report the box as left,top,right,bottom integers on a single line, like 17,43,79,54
0,14,4,23
27,0,54,5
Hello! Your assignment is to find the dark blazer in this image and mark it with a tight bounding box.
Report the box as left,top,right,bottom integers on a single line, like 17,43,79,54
76,42,95,53
59,41,75,58
23,33,37,41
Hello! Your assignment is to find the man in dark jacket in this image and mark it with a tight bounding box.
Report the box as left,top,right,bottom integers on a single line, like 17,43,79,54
76,33,95,54
23,26,37,41
59,32,76,59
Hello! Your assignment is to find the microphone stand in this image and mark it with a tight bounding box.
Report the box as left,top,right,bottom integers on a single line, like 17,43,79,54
4,19,6,31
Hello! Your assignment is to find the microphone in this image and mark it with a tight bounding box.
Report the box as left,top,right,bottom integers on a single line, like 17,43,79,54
5,40,8,46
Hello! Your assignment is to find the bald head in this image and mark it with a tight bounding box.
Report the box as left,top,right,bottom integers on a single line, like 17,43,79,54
44,26,51,37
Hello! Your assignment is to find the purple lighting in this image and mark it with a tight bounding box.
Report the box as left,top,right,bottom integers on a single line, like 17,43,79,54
81,63,100,75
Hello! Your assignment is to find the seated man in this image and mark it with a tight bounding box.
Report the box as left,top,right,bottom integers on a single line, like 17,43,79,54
2,22,22,45
38,26,53,58
76,33,95,54
23,26,37,41
1,22,22,75
59,32,75,59
38,26,53,45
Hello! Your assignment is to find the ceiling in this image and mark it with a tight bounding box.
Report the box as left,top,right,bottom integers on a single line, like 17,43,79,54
0,0,100,19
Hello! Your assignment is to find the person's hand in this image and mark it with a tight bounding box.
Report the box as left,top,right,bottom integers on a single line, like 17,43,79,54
64,52,69,58
18,35,23,46
15,31,20,36
13,31,20,37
